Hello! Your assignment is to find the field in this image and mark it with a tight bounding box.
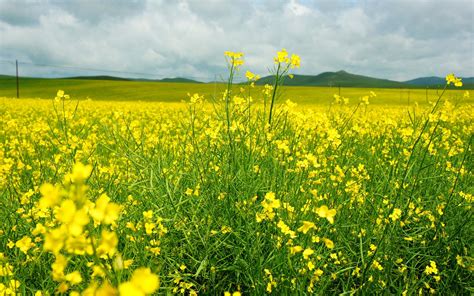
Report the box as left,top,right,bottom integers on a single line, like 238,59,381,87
0,52,473,295
0,74,470,105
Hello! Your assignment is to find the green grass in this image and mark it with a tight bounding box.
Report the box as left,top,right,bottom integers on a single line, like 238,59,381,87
0,75,471,105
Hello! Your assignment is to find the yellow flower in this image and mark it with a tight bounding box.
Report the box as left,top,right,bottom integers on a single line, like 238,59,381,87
445,73,463,87
15,236,33,254
38,183,61,209
224,51,244,67
315,205,337,224
56,200,89,236
303,248,314,259
143,210,153,220
425,261,439,275
90,194,121,225
119,268,160,296
274,48,289,64
290,54,300,68
118,282,143,296
224,292,242,296
97,230,118,257
44,227,66,254
322,238,334,249
289,245,303,254
297,221,316,234
65,271,82,285
389,208,402,221
67,162,93,183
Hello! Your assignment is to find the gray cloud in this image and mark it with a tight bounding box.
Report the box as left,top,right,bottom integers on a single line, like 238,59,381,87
0,0,472,81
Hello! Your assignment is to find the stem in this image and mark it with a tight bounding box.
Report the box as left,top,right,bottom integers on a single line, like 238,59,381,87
268,63,281,125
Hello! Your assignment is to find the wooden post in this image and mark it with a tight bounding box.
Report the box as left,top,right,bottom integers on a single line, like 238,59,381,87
16,60,19,98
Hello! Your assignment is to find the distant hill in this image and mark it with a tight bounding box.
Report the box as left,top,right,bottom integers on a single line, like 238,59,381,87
1,72,472,89
255,70,407,88
404,76,474,87
159,77,202,83
66,75,131,81
65,75,202,84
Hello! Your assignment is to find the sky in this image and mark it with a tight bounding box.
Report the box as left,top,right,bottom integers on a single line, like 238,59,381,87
0,0,473,81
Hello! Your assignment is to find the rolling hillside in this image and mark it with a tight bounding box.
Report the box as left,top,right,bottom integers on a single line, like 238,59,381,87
256,71,407,88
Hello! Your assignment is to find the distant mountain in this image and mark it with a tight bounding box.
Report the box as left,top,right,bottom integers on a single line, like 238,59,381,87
404,76,474,87
403,76,444,86
255,70,407,88
65,75,202,84
66,75,131,81
159,77,202,83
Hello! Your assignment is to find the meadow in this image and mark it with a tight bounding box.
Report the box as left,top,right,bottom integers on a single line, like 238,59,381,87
0,74,470,105
0,51,472,295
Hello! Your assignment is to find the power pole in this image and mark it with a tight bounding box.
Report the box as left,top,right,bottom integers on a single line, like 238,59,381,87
16,60,19,98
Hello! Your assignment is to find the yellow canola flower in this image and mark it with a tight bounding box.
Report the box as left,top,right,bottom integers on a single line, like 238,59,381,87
425,261,439,275
303,248,314,260
290,54,300,68
67,162,93,183
389,208,402,221
445,73,463,87
224,51,244,67
90,194,121,225
274,48,289,64
65,271,82,285
38,183,61,209
224,292,242,296
96,230,118,257
15,236,33,254
322,238,334,249
119,268,159,296
55,89,70,102
315,205,337,224
56,200,89,236
297,221,316,234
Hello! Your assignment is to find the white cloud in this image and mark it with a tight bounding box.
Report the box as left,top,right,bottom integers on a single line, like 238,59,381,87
0,0,472,81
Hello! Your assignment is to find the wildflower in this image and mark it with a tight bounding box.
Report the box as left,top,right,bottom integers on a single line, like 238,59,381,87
119,268,159,296
290,245,303,254
297,221,316,234
38,183,61,209
245,70,260,81
143,210,153,220
68,162,93,183
322,238,334,249
389,208,402,221
15,236,33,254
445,73,462,87
372,260,384,271
290,54,300,68
90,194,121,225
224,292,241,296
224,51,244,67
55,90,70,102
315,205,337,224
274,48,289,64
424,261,439,275
303,248,314,259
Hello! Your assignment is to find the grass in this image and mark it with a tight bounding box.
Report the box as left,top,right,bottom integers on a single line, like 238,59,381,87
0,54,472,295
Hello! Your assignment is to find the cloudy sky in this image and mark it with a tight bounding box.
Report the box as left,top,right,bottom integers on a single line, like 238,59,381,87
0,0,473,81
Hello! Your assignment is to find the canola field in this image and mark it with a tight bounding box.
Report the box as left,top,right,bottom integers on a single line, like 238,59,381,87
0,51,473,295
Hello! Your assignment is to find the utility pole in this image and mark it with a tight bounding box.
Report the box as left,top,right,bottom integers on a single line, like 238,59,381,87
16,60,19,98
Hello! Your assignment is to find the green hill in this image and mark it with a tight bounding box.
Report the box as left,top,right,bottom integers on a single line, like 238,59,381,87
65,75,131,81
159,77,202,83
256,70,408,88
